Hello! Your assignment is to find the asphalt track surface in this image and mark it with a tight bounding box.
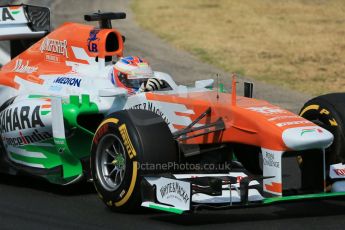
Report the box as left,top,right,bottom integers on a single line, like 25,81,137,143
0,0,345,229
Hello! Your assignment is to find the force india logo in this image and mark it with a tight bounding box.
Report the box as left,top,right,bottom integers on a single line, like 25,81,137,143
300,128,323,136
40,38,68,58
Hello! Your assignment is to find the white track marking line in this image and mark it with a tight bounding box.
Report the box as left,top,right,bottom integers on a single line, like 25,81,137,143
0,46,10,65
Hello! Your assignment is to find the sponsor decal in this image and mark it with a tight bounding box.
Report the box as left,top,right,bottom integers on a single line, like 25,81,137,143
129,102,171,125
300,128,323,136
2,129,52,147
0,8,15,21
247,106,287,115
119,124,136,159
160,182,190,204
334,168,345,176
45,54,60,62
0,106,44,133
262,148,283,195
276,120,312,127
12,59,38,74
53,77,82,87
53,138,66,154
268,115,300,121
263,151,280,168
330,163,345,179
125,99,195,132
87,28,100,52
40,38,68,58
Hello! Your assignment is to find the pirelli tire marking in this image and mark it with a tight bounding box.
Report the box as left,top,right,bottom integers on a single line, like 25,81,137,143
118,124,137,160
115,161,138,207
92,117,139,208
300,104,338,127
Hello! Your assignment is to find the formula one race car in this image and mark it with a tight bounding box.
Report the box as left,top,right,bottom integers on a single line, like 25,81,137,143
0,5,344,214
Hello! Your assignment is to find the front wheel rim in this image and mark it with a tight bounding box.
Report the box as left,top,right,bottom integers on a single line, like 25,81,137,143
95,134,126,192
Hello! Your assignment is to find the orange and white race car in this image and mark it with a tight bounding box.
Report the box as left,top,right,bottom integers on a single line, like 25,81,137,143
0,4,344,214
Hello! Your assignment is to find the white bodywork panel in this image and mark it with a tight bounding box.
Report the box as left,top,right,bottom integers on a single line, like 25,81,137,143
262,148,283,196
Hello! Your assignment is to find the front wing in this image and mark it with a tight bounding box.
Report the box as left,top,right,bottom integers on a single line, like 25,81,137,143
141,171,345,214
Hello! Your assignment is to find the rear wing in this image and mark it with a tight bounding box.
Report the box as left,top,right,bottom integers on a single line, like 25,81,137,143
0,5,50,58
0,5,50,40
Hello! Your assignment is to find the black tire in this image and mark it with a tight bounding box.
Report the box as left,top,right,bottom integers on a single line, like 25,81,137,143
233,144,262,174
90,109,177,212
299,93,345,168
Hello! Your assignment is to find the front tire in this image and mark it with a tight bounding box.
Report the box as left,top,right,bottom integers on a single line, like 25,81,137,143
91,110,177,212
299,93,345,169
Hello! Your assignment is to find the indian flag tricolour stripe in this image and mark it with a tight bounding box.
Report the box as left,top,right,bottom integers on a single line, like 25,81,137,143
41,104,51,115
8,6,21,14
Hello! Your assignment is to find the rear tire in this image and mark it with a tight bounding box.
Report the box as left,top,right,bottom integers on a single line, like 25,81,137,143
299,93,345,170
91,109,177,212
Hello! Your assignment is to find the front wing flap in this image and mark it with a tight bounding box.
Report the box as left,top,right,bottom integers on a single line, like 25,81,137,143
141,173,265,214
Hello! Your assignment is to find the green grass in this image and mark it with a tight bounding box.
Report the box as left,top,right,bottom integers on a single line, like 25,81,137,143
132,0,345,95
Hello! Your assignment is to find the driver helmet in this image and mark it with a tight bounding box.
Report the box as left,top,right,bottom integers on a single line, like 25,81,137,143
111,56,153,90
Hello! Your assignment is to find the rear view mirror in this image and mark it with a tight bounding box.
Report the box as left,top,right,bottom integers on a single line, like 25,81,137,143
244,82,253,98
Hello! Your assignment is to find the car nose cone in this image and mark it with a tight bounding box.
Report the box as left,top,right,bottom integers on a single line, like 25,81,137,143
282,126,334,151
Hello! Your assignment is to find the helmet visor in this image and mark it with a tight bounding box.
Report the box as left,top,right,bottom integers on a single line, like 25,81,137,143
117,72,148,89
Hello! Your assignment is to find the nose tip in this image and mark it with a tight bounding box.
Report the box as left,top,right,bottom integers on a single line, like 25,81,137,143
282,126,334,151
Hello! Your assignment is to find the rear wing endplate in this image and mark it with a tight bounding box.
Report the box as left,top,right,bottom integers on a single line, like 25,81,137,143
0,5,50,40
0,5,50,59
